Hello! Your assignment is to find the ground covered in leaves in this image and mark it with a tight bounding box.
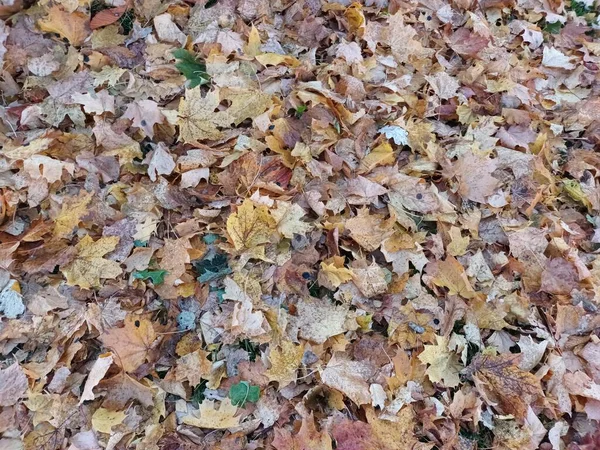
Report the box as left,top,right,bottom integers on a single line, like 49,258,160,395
2,0,600,448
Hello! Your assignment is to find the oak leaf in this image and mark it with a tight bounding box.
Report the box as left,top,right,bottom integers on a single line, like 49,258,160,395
61,235,122,289
99,316,156,373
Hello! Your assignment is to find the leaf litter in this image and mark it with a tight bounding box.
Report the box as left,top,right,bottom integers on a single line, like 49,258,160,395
0,0,600,448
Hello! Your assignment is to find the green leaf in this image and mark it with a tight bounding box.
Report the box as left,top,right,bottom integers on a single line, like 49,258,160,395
133,269,168,285
172,49,210,89
228,381,260,407
543,21,563,34
193,251,232,282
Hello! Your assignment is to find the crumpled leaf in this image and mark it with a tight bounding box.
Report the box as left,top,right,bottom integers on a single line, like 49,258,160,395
467,354,545,420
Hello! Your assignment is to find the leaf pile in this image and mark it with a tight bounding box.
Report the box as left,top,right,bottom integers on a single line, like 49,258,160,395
1,0,600,448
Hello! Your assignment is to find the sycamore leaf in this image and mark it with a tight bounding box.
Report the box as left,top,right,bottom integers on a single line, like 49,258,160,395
418,336,462,387
61,235,122,289
229,381,260,407
182,399,240,429
98,316,156,373
226,199,276,251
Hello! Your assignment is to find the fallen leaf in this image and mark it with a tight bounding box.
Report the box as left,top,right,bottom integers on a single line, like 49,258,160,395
226,199,276,251
38,6,90,46
98,316,156,373
418,336,462,387
80,353,114,404
266,340,304,388
61,235,123,289
182,399,239,429
0,363,28,407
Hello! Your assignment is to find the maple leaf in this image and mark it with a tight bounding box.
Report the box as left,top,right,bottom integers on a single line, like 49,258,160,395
321,353,374,405
418,336,462,387
53,191,93,238
98,316,156,373
226,199,276,251
319,256,354,289
92,407,126,434
38,6,90,46
122,99,165,138
176,349,212,387
271,201,313,239
273,413,333,450
178,87,222,143
173,48,210,88
182,399,240,429
345,208,393,251
61,235,122,289
266,340,304,387
467,354,546,421
425,256,476,299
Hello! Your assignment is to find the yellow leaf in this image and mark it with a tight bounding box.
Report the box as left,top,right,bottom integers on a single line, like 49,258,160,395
425,256,476,299
176,349,212,387
345,3,365,34
271,201,313,239
345,208,393,252
319,257,354,289
359,140,395,173
61,235,122,289
226,199,276,251
182,399,239,429
54,192,93,238
178,88,222,143
255,53,300,67
266,340,304,387
215,88,272,128
446,226,469,256
246,25,261,57
418,336,462,387
92,407,126,434
178,88,271,144
98,316,156,373
38,6,90,46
